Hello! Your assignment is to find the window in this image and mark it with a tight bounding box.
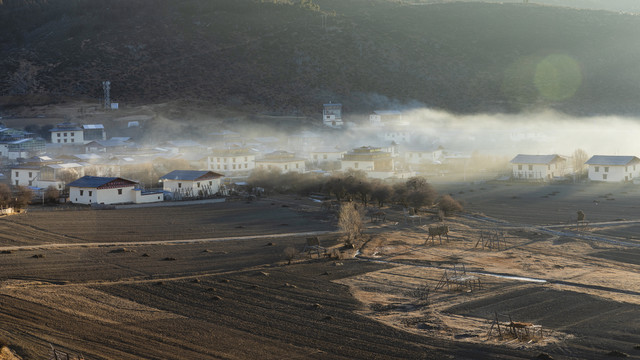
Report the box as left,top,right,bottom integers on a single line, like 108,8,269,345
217,165,220,170
118,189,123,195
71,139,74,143
313,154,318,160
178,183,182,188
80,190,84,196
64,139,67,143
244,164,248,168
58,139,61,143
209,181,212,185
15,180,18,186
64,133,67,137
232,164,236,169
224,165,227,170
197,182,200,188
595,166,599,172
625,166,628,172
28,180,32,186
604,167,609,173
57,133,61,137
528,165,533,171
15,171,18,177
323,154,327,159
284,165,288,170
603,174,608,180
70,132,74,137
518,165,522,170
295,163,299,168
89,191,92,196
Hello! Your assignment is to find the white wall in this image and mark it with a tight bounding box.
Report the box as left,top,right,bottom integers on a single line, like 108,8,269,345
512,163,564,180
588,164,638,182
341,160,375,172
51,130,84,144
163,179,221,197
11,168,40,186
70,185,136,205
256,160,305,173
208,155,255,173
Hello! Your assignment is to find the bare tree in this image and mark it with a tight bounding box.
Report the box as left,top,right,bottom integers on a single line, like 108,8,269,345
572,148,589,179
338,202,363,246
44,185,59,204
0,184,11,207
12,186,32,210
437,194,464,216
283,247,298,265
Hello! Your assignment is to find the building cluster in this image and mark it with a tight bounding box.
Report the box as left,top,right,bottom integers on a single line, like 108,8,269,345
0,106,636,206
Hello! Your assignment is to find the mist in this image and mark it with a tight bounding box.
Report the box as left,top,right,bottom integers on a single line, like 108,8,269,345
399,108,640,157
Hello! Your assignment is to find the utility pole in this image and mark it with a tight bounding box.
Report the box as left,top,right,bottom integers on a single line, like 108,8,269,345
102,81,111,110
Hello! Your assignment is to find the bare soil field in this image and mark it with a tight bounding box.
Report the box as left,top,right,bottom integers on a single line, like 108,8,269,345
1,186,640,359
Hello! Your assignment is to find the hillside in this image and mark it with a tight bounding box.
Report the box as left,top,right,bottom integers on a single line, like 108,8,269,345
1,0,640,116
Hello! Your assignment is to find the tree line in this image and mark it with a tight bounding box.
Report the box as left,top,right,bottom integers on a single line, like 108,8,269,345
247,168,463,215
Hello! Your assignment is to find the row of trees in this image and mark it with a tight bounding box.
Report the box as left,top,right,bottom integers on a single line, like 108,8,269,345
247,168,463,214
0,184,32,210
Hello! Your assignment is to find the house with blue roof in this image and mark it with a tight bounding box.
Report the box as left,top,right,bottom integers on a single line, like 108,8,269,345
159,170,224,199
585,155,640,182
68,176,163,205
510,154,567,181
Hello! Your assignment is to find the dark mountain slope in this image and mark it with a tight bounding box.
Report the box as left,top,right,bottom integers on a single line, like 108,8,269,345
1,0,639,115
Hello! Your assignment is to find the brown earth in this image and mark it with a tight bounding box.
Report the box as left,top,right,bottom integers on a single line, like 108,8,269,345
0,186,639,359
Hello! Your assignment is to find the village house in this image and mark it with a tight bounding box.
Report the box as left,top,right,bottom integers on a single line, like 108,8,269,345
68,176,163,205
369,110,403,127
50,122,84,144
159,170,224,199
309,147,346,164
323,102,343,128
207,147,256,176
341,146,394,179
85,139,133,154
585,155,640,182
11,165,40,187
255,151,306,173
510,154,567,181
403,146,444,167
82,124,107,143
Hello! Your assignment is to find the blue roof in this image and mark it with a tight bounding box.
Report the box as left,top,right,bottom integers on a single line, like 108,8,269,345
67,176,136,188
159,170,223,181
510,154,563,164
585,155,640,166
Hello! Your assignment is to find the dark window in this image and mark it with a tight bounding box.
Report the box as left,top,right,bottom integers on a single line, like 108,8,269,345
80,190,84,196
118,189,123,195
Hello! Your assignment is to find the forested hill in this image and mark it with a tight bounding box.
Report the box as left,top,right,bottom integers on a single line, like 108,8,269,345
1,0,640,116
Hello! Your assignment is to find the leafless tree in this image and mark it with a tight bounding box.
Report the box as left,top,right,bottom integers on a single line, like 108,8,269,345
338,202,363,246
572,148,589,179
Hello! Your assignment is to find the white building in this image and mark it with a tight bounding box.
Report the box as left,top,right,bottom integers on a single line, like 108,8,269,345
256,151,306,173
159,170,224,199
510,154,566,181
369,110,402,127
341,146,394,179
323,103,343,128
585,155,640,182
82,124,106,143
207,147,256,175
50,122,84,145
11,165,40,187
403,146,444,166
309,147,346,164
68,176,163,205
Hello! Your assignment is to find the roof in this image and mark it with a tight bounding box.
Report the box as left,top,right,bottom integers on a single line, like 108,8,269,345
585,155,640,166
159,170,223,181
67,176,137,188
373,110,402,116
510,154,564,165
82,124,104,130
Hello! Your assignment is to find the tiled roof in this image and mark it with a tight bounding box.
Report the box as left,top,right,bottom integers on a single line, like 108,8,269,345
510,154,563,164
585,155,640,166
67,176,136,188
159,170,223,181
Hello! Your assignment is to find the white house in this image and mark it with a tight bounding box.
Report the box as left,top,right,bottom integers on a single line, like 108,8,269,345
323,103,343,128
68,176,162,205
341,146,394,179
369,110,402,127
50,122,84,145
208,147,256,175
11,165,40,187
309,147,346,164
256,151,306,173
159,170,224,199
585,155,640,182
403,146,444,166
510,154,567,181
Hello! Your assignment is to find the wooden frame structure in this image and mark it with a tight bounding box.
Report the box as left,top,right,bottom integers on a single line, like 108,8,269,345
303,236,326,258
